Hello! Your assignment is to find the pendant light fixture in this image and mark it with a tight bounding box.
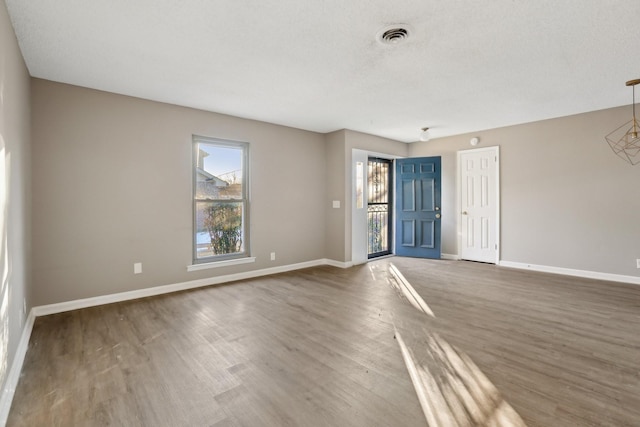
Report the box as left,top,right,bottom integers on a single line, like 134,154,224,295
605,79,640,165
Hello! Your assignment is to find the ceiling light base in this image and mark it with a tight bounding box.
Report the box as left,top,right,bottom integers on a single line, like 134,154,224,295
419,127,430,142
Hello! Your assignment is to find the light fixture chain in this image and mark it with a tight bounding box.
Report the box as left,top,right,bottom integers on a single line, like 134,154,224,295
634,84,637,135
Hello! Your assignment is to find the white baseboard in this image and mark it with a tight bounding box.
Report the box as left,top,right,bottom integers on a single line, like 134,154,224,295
498,260,640,286
323,259,354,269
441,253,461,261
32,258,351,317
0,310,36,426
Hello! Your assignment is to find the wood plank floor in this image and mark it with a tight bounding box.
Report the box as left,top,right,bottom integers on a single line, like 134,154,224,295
7,258,640,426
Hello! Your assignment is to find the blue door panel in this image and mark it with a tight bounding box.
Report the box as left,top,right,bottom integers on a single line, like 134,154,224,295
420,163,435,173
420,178,435,211
401,180,415,211
401,220,415,246
420,220,435,248
401,163,415,174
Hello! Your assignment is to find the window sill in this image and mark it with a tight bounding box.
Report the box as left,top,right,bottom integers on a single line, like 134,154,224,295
187,257,256,272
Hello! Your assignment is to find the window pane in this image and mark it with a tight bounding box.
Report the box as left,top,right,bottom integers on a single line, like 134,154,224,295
195,144,243,199
368,160,389,204
368,204,389,254
195,201,245,259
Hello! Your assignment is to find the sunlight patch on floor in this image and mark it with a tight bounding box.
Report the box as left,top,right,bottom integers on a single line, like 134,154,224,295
388,261,527,426
389,262,435,318
395,328,527,427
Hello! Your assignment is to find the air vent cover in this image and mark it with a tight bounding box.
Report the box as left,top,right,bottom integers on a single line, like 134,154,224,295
377,25,411,45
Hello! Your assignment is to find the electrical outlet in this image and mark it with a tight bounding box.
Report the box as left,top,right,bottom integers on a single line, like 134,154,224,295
134,262,142,274
637,259,640,269
270,252,276,261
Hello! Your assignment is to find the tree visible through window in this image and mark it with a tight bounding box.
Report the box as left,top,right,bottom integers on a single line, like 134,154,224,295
193,136,249,262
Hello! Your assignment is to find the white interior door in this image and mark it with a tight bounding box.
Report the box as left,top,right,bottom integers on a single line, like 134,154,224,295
459,147,499,263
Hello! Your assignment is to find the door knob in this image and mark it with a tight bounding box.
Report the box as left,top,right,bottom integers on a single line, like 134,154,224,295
462,211,468,215
435,213,441,219
435,207,440,211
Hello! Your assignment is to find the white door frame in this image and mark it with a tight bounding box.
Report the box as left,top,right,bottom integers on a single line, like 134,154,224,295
457,146,500,264
351,149,401,265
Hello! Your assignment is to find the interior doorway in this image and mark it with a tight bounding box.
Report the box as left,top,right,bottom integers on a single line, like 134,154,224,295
367,157,393,258
458,146,500,263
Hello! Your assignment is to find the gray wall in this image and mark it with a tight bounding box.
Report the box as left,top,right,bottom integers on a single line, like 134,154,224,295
324,130,347,262
410,108,640,277
24,78,640,311
31,79,327,305
0,0,31,395
29,80,413,307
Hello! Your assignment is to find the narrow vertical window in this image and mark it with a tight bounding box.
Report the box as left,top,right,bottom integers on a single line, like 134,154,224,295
356,161,364,209
193,136,249,263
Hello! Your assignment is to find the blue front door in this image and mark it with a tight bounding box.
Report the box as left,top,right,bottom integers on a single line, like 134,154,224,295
395,157,441,258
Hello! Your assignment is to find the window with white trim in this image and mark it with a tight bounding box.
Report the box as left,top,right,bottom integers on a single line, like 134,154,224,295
193,136,250,263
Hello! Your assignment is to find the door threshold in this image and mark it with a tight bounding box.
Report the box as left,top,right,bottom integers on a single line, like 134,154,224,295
368,254,396,262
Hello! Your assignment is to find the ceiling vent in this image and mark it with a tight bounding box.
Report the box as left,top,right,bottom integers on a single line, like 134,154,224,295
377,25,411,45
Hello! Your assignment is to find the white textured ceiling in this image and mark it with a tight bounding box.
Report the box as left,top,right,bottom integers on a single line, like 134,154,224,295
6,0,640,142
